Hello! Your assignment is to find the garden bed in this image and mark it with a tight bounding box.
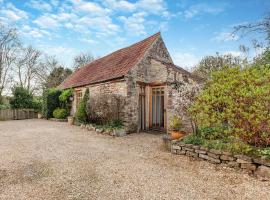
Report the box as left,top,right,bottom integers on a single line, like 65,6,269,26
171,140,270,181
79,123,126,137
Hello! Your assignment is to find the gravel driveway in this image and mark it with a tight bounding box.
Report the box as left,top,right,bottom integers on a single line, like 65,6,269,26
0,119,269,200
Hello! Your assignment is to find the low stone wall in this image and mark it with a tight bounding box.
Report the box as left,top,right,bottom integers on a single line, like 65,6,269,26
171,140,270,181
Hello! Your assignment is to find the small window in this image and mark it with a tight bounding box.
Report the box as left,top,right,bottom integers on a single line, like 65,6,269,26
76,90,82,108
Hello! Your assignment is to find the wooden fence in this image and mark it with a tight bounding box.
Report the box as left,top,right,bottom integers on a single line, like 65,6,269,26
0,109,38,121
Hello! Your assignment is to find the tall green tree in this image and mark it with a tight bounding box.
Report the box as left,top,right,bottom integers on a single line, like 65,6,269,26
10,86,34,109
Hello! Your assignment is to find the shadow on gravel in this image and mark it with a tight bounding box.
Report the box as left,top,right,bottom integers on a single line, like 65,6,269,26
0,160,52,186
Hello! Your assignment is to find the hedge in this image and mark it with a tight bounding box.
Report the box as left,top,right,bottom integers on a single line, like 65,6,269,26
43,88,62,119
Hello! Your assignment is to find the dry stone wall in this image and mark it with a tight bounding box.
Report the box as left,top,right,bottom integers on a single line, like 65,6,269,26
171,140,270,181
71,80,127,116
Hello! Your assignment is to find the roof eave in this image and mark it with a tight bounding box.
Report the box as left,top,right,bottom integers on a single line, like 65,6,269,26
59,75,125,90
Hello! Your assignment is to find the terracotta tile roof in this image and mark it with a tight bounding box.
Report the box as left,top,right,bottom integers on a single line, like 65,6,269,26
59,32,160,89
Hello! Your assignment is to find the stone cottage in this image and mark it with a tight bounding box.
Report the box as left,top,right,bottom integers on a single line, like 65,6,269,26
59,32,203,133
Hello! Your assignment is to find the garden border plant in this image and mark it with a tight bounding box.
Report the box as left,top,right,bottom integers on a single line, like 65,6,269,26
185,65,270,160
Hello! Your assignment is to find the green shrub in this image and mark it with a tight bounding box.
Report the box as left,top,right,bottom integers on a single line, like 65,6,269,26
183,133,254,155
0,104,10,109
257,147,270,159
32,97,43,112
75,88,89,123
43,88,62,119
190,66,270,147
10,86,34,109
202,139,227,150
59,88,74,110
183,134,204,145
198,126,228,140
59,88,73,102
53,108,68,119
89,120,124,132
226,141,254,155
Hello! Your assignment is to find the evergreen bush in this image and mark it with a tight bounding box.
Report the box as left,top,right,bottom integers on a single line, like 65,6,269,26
53,108,68,119
75,88,89,123
43,88,61,119
10,86,34,109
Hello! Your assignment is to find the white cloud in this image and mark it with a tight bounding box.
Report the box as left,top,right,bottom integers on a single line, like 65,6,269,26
50,0,59,7
20,25,52,39
71,0,109,16
56,12,77,22
119,12,147,36
6,3,28,18
64,22,74,29
34,15,59,29
1,10,21,21
103,0,170,17
103,0,136,12
172,52,200,70
77,15,119,34
26,0,52,12
184,3,225,19
80,38,98,44
138,0,166,14
60,0,118,35
0,3,28,22
212,32,239,42
38,44,79,67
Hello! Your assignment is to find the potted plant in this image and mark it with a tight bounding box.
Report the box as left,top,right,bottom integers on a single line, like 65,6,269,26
68,116,74,125
169,115,185,140
38,113,42,119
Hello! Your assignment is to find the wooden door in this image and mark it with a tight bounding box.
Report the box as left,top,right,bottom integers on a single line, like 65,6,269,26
139,85,146,130
151,87,165,130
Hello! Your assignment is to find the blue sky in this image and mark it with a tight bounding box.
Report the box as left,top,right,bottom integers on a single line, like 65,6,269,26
0,0,269,70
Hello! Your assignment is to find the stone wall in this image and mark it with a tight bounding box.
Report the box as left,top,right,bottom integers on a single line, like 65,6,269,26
171,140,270,181
124,35,200,132
124,36,173,132
71,79,127,117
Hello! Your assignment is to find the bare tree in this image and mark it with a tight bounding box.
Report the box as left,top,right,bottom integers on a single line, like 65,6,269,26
0,24,20,99
45,66,72,88
192,53,243,79
36,56,61,87
233,13,270,42
73,52,96,70
36,56,72,89
16,45,41,92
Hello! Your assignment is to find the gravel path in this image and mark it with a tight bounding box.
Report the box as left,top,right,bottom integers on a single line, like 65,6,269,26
0,119,269,200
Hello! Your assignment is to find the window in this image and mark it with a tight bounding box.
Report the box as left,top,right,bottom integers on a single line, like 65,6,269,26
76,90,82,108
